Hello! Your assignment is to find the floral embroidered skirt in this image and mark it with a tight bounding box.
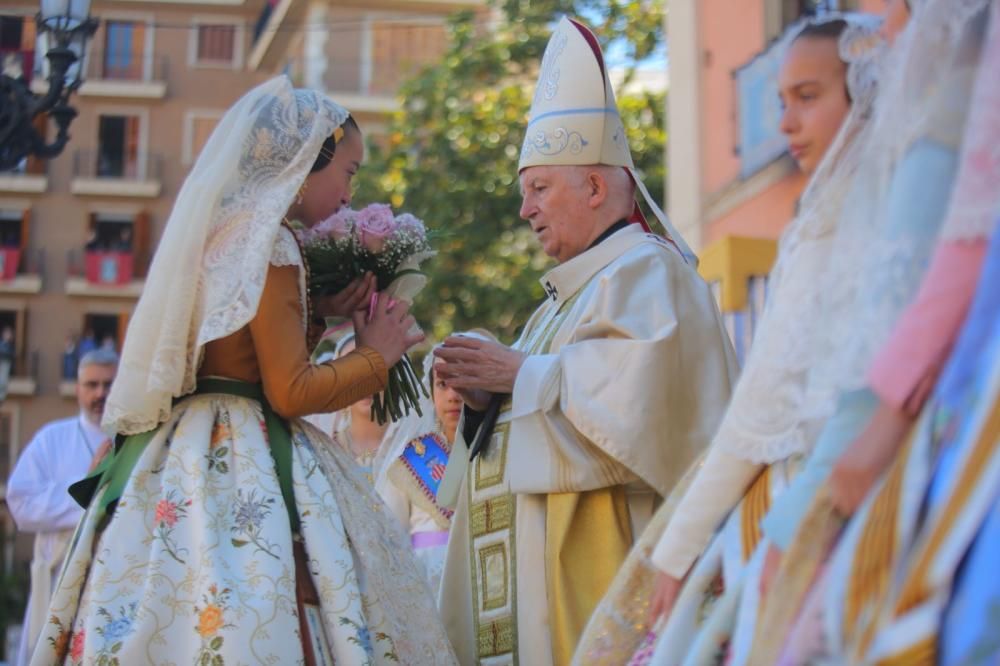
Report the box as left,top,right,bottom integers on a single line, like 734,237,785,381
32,393,456,665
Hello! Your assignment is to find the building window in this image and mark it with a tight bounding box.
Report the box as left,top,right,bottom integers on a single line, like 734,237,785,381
80,312,128,355
97,114,142,178
0,14,36,83
198,25,234,62
82,212,150,281
183,111,223,166
103,20,147,81
0,307,29,377
368,20,446,96
0,209,28,278
0,211,22,251
190,20,243,68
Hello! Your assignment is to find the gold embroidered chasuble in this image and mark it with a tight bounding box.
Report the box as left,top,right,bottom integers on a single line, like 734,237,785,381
437,224,738,665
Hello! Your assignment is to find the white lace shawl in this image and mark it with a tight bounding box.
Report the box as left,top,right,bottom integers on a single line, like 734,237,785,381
104,77,349,435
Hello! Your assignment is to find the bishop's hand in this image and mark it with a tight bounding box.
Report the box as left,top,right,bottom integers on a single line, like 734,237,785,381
433,335,526,409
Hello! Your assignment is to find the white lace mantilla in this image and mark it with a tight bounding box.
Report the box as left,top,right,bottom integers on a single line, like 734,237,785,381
103,77,349,435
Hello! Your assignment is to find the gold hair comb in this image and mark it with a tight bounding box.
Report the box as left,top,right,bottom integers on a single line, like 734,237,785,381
317,126,346,161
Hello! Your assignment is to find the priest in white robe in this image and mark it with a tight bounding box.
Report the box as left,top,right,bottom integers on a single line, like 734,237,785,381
6,349,117,666
433,17,739,665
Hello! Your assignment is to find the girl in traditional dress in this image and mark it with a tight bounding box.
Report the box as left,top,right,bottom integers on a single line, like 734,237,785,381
614,14,885,666
751,1,996,661
33,78,457,666
575,14,886,662
375,330,497,594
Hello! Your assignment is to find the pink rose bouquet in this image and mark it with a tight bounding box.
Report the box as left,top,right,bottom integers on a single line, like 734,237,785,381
296,203,434,424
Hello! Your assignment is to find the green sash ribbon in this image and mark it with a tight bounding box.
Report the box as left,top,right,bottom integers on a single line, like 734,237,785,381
68,378,300,531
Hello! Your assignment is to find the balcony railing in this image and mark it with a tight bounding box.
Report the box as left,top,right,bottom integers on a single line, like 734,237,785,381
70,148,162,197
83,51,169,84
0,156,45,177
2,348,40,396
66,248,142,297
12,350,38,380
19,248,44,276
277,57,400,114
31,50,169,99
72,149,163,183
70,248,137,281
0,247,44,278
0,248,44,294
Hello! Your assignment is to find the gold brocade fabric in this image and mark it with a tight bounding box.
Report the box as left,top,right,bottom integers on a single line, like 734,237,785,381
547,486,633,666
468,291,579,664
571,454,705,665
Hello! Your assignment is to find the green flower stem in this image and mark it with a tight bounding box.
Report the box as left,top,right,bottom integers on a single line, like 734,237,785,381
403,356,428,398
398,361,422,416
365,354,430,424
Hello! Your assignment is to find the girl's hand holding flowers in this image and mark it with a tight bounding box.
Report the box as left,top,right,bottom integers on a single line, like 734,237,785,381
296,204,436,423
314,273,375,319
354,295,424,368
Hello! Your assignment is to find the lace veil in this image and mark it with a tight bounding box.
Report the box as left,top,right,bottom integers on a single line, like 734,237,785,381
104,77,349,435
714,13,886,463
813,0,991,404
936,0,1000,242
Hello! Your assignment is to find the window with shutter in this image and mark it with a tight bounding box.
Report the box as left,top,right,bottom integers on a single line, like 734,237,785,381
193,117,216,153
97,113,142,179
369,21,446,96
195,24,237,65
103,21,146,81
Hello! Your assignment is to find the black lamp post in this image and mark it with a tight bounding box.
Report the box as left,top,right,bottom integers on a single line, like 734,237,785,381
0,0,98,172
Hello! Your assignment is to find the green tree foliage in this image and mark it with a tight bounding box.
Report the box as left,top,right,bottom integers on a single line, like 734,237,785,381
354,0,666,342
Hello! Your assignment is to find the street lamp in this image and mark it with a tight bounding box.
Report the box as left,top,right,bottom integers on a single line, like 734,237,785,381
0,0,99,172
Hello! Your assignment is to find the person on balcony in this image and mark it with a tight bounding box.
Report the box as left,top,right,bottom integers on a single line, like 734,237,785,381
76,329,97,359
0,326,14,361
60,334,78,381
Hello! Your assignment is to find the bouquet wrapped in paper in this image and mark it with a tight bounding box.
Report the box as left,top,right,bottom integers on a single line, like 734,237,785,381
296,204,435,424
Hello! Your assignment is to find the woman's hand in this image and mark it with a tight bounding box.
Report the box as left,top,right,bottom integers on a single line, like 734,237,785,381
353,295,424,367
829,401,913,516
648,571,683,626
88,439,113,473
315,273,375,320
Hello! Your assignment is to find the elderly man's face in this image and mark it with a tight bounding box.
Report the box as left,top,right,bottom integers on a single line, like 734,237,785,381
519,166,599,264
77,363,116,425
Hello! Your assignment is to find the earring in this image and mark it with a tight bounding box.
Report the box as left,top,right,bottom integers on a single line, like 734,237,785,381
296,181,308,204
